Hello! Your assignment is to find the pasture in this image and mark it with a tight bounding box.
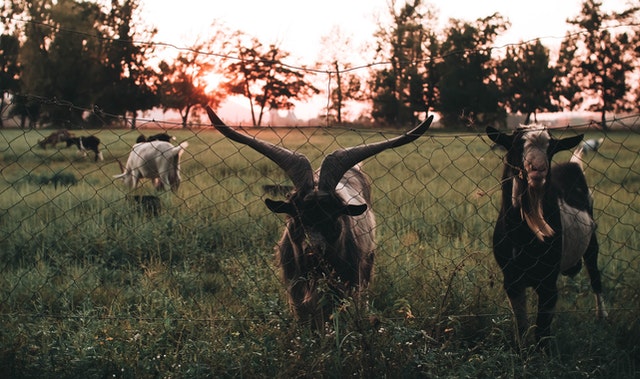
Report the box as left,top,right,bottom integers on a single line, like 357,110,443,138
0,125,638,378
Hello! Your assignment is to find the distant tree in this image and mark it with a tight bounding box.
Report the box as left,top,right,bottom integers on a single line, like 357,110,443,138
328,64,363,124
9,94,41,129
553,33,583,117
93,0,159,129
4,0,44,128
436,13,509,128
317,26,364,125
12,0,64,126
421,31,441,118
369,68,401,125
35,0,106,124
370,0,435,125
632,32,640,111
498,40,558,125
8,0,159,128
556,0,639,129
157,44,216,128
222,35,319,126
0,34,21,128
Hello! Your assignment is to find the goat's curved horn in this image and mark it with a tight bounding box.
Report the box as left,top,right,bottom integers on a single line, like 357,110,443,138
205,105,314,191
318,115,434,192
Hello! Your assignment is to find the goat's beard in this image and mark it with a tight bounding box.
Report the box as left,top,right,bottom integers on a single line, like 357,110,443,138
520,185,555,241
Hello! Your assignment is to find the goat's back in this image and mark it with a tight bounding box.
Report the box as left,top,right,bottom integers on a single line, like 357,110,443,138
551,162,592,213
335,165,376,254
551,161,596,270
130,141,184,162
336,165,373,205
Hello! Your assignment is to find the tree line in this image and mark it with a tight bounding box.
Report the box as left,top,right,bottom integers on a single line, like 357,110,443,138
0,0,638,129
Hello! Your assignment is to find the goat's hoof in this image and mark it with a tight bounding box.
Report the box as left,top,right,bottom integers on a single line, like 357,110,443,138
595,295,608,320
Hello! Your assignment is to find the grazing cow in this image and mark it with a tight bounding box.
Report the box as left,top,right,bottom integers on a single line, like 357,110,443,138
38,130,72,149
136,133,176,144
206,105,433,328
66,136,103,161
486,125,607,347
113,140,188,192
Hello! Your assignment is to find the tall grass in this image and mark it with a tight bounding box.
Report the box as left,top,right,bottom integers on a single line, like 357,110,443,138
0,126,638,377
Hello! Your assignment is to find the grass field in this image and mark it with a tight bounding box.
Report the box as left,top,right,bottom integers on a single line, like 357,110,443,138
0,125,639,378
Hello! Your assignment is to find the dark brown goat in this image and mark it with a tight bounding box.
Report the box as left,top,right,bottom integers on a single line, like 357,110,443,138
38,130,72,149
206,105,433,327
487,125,607,348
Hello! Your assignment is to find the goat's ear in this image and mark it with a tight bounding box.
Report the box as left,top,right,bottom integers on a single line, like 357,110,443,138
486,126,512,149
550,134,583,154
343,204,368,216
265,198,295,215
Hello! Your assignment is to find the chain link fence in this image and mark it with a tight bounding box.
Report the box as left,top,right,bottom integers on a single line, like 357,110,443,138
1,97,639,376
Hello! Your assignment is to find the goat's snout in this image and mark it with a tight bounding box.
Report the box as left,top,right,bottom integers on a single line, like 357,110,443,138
524,155,548,188
303,243,326,257
527,168,547,188
303,232,327,257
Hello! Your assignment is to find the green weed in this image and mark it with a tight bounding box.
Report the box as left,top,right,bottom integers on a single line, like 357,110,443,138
0,127,638,377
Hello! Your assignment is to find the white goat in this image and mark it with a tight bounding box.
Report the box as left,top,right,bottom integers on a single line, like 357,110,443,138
114,141,188,191
582,137,604,153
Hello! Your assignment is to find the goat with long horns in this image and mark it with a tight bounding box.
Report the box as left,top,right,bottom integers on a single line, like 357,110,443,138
206,105,432,328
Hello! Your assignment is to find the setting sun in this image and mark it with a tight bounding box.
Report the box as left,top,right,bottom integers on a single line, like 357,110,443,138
203,72,225,94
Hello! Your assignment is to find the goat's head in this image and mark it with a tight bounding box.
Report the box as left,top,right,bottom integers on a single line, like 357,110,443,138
487,125,583,240
266,186,370,257
65,137,76,147
206,105,432,255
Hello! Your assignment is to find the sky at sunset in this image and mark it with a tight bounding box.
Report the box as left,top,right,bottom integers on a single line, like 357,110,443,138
143,0,630,60
139,0,633,122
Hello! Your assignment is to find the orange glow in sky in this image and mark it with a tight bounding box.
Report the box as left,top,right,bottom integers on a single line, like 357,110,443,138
139,0,632,121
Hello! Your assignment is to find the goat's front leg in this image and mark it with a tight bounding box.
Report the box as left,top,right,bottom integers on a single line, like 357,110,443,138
583,233,608,319
534,283,558,347
156,175,175,191
506,287,528,344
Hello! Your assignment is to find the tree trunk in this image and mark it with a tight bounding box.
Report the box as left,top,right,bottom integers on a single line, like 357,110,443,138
334,62,343,125
0,96,4,128
600,109,608,131
131,113,137,130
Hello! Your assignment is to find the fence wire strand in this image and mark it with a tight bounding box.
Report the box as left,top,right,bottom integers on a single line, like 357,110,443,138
1,94,639,327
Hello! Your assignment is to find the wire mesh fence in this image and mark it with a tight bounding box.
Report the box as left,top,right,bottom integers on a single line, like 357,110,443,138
1,97,639,376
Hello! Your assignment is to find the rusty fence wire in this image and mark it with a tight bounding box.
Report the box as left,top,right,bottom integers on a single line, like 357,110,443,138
0,96,639,375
